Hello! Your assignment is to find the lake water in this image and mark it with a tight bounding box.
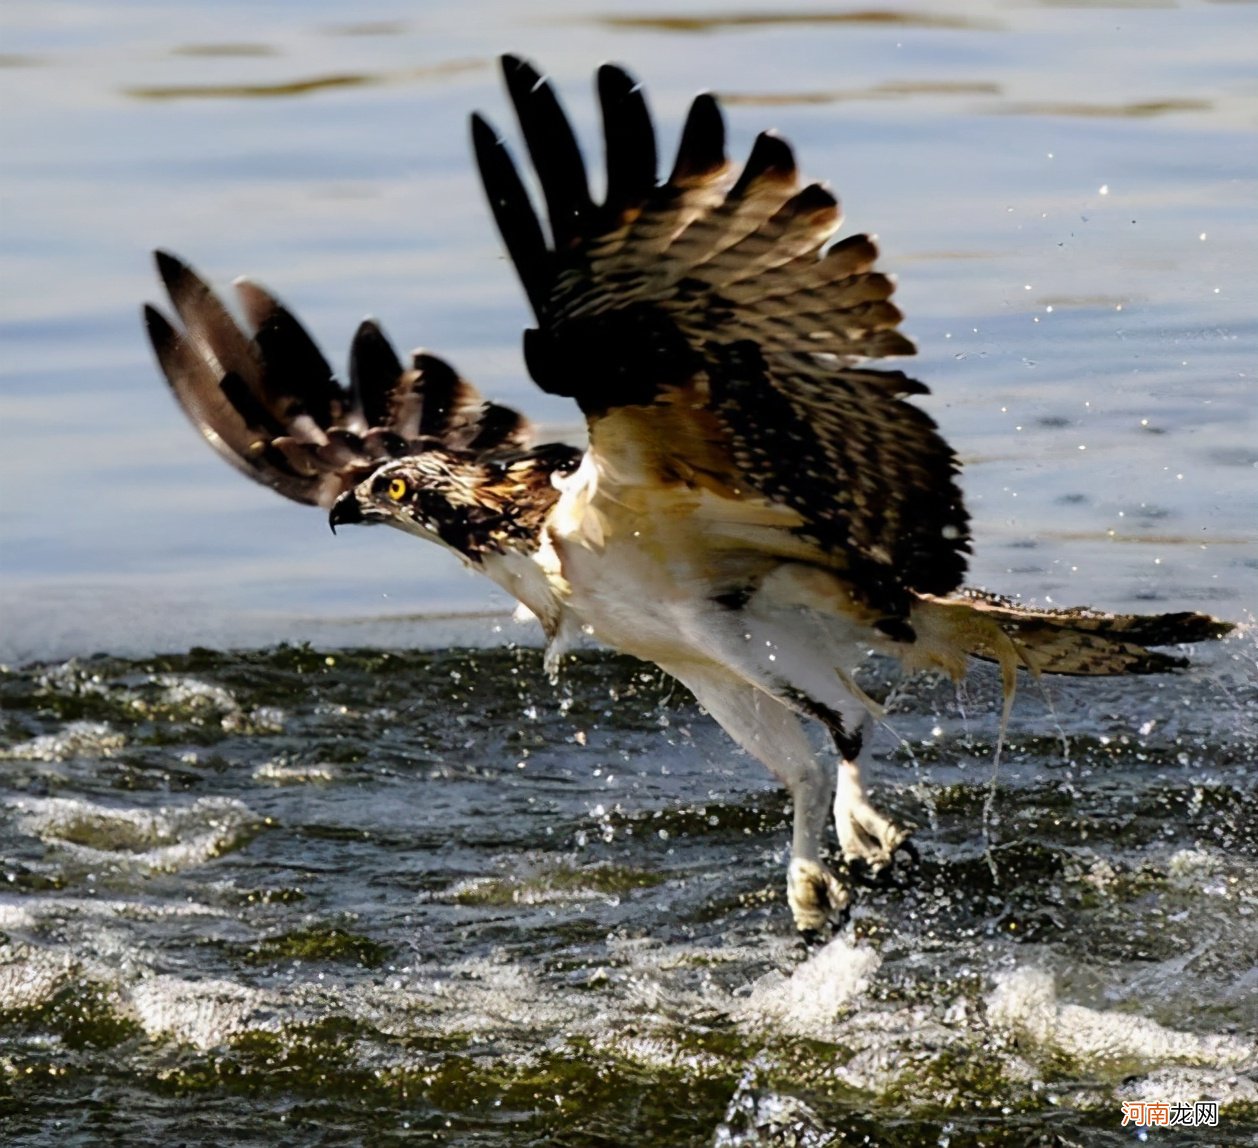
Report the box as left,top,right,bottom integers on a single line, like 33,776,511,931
1,1,1255,1144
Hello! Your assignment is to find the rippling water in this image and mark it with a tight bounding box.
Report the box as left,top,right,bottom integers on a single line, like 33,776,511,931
2,643,1256,1144
1,0,1256,1144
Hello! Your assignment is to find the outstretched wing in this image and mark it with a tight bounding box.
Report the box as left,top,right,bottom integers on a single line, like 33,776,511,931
473,56,969,617
143,251,533,509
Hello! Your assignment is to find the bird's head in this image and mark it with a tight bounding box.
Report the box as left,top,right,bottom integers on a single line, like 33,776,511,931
328,449,565,562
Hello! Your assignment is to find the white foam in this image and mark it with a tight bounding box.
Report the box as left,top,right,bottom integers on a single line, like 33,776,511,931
129,974,274,1050
1166,846,1229,895
253,760,340,784
986,966,1254,1073
13,795,260,873
9,894,231,925
0,720,126,761
0,902,38,931
0,940,76,1010
427,859,634,908
715,1068,836,1148
150,674,239,713
1118,1065,1258,1109
151,674,284,733
738,935,881,1034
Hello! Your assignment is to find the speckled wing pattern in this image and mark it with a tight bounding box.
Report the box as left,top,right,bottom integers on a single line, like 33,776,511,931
943,589,1235,676
144,252,533,509
473,56,970,617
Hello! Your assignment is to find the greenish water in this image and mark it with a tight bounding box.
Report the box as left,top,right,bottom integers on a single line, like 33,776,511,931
2,644,1256,1145
1,0,1256,1144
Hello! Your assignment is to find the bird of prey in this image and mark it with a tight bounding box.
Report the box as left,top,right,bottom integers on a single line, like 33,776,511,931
144,55,1233,934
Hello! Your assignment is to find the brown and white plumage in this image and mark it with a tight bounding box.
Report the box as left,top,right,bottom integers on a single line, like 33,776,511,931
474,57,967,622
143,56,1233,933
145,251,544,511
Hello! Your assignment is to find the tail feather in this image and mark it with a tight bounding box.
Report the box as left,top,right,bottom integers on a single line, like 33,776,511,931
908,590,1234,682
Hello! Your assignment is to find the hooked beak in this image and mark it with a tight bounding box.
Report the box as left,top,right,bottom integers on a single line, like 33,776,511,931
328,490,365,534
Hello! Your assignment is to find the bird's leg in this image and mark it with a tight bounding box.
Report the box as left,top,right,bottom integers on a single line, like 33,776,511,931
662,664,849,933
782,736,844,936
827,714,913,872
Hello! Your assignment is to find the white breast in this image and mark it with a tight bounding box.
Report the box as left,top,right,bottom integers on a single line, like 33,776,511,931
545,452,714,662
542,451,888,722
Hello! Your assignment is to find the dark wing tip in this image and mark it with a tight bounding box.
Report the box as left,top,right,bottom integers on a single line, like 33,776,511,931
1129,649,1191,674
598,59,658,216
412,349,460,379
232,276,282,331
350,318,405,416
500,54,546,112
350,317,398,374
670,92,727,185
153,247,194,284
466,401,532,452
499,51,593,251
500,52,533,81
824,233,881,276
153,248,182,280
142,303,184,384
469,113,515,195
470,109,501,148
874,332,918,359
152,248,203,301
471,102,554,320
1145,611,1237,644
732,130,798,196
791,182,840,216
596,61,636,93
142,301,172,337
1180,612,1236,641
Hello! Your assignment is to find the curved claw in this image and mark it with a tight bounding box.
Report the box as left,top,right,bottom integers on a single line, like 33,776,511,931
787,857,850,935
834,759,915,873
848,835,920,891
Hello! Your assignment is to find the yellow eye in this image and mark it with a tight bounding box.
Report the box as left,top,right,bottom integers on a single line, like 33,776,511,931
386,477,408,501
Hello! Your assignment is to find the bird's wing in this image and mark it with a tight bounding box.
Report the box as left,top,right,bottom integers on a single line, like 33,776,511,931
474,56,970,617
143,251,534,509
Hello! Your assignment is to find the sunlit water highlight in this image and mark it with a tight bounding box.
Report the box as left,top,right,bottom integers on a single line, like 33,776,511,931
2,641,1255,1144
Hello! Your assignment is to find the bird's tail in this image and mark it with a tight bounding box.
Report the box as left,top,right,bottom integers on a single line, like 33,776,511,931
905,589,1233,701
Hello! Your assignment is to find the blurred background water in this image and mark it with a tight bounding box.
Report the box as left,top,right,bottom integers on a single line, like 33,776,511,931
1,1,1256,1145
2,0,1254,659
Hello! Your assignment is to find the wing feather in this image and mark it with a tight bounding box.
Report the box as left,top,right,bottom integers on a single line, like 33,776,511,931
145,250,534,509
155,251,263,392
144,304,287,488
349,318,405,431
470,113,553,321
477,56,970,616
597,64,657,219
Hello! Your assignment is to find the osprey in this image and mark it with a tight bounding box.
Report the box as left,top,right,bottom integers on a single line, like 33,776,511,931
144,56,1232,934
